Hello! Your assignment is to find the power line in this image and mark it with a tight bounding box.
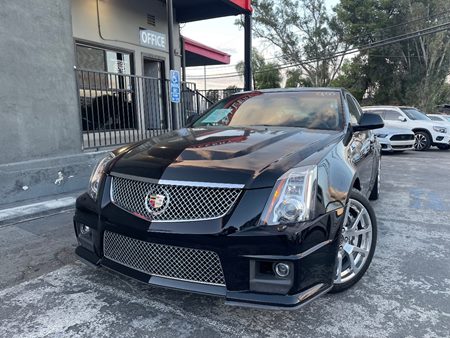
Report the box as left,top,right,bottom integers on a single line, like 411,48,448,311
187,21,450,80
188,9,450,73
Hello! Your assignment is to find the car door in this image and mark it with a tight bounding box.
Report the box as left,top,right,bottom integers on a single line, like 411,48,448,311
346,94,376,196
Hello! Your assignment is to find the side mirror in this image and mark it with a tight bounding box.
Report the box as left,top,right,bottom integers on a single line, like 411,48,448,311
186,113,200,126
353,113,384,132
398,116,407,122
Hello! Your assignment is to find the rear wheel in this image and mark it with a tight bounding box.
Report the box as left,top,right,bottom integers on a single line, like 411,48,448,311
437,144,450,150
414,131,431,151
331,189,377,293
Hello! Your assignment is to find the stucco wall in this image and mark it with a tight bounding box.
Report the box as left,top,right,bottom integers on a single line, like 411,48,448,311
0,0,81,165
71,0,182,77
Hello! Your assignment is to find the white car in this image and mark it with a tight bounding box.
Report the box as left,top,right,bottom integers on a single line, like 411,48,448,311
428,114,450,124
362,106,450,151
374,126,415,152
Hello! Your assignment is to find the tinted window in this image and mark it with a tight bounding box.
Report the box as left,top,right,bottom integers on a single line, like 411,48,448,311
193,91,343,130
346,95,361,124
384,110,403,121
400,108,431,121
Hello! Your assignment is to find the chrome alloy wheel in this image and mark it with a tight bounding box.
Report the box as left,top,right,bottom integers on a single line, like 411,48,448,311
334,198,373,284
414,133,427,151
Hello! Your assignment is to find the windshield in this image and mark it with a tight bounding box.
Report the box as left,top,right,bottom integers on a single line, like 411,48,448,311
193,91,343,130
400,108,431,121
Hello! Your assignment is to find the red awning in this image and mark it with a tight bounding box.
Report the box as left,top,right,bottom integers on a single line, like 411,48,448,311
174,0,252,23
183,37,231,66
229,0,252,12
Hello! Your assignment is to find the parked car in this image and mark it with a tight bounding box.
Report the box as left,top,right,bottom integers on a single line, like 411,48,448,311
373,125,415,152
428,114,450,124
74,88,383,310
362,106,450,151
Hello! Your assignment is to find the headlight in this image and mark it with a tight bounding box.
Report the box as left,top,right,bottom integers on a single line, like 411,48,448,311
376,134,388,138
88,152,116,200
433,126,447,133
259,165,317,226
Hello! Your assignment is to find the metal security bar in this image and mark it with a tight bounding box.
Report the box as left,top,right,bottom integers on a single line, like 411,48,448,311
75,69,202,149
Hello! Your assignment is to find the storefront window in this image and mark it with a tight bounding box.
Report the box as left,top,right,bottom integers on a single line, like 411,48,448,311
75,43,137,133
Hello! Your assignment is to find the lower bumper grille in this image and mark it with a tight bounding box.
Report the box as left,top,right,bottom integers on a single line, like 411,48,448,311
390,134,414,141
103,231,226,286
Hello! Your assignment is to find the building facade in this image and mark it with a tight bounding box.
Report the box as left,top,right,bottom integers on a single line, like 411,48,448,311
0,0,251,206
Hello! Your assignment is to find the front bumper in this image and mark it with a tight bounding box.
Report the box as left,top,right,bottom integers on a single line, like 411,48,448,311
379,138,414,152
74,183,343,310
433,134,450,145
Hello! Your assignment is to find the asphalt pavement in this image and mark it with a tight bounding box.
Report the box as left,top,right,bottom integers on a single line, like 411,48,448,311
1,149,450,338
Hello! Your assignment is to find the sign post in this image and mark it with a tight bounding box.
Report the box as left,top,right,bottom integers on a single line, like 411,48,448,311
170,69,180,104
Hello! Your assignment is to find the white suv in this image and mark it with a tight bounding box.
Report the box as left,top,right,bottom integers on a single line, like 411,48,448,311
362,106,450,151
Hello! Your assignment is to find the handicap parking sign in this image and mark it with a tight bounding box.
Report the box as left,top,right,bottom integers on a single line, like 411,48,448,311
170,70,180,103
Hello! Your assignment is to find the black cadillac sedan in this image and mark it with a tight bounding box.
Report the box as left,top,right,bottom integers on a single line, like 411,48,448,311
74,88,383,310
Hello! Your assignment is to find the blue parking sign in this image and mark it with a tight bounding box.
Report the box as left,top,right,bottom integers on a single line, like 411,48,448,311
170,70,180,103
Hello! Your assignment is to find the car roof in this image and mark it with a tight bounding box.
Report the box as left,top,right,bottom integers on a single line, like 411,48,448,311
362,105,415,109
232,87,345,95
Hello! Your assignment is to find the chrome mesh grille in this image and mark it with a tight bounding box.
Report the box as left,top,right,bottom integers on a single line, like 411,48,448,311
103,231,225,286
110,176,242,221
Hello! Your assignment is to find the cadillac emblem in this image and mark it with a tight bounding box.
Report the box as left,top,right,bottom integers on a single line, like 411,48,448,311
144,189,169,216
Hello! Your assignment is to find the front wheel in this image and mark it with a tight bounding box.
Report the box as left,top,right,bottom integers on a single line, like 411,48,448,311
414,131,431,151
331,189,377,293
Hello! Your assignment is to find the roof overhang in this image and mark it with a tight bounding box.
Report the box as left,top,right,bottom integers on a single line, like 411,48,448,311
183,37,231,66
174,0,252,23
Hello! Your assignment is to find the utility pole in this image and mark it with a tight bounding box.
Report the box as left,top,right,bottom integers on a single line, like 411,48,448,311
166,0,178,129
244,13,253,91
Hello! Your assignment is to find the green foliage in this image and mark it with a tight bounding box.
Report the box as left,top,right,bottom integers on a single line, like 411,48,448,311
249,0,347,86
335,0,450,111
330,57,368,101
236,48,282,89
285,69,313,87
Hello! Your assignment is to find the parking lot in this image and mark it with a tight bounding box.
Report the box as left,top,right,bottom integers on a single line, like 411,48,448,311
1,149,449,338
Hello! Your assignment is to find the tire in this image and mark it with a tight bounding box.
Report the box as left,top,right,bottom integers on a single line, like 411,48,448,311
330,189,377,293
437,144,450,150
369,158,380,201
414,131,431,151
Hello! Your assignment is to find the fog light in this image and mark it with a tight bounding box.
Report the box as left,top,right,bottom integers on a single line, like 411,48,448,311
80,224,91,235
274,262,290,277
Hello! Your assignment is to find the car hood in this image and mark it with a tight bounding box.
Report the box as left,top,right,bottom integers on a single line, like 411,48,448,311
376,126,414,135
110,127,341,189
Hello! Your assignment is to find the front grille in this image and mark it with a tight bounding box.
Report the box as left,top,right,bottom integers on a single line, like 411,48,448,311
103,231,226,286
392,145,412,149
110,176,242,222
390,134,414,141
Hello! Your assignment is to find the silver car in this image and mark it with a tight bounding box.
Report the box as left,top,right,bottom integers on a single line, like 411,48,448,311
374,126,415,152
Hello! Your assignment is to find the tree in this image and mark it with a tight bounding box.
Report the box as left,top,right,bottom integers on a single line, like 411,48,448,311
330,57,369,101
247,0,347,87
335,0,450,111
285,68,313,88
236,48,282,89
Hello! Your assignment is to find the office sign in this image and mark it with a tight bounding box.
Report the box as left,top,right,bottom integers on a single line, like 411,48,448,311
170,70,180,103
139,29,166,51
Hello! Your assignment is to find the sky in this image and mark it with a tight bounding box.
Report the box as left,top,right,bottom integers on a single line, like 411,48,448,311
181,0,339,90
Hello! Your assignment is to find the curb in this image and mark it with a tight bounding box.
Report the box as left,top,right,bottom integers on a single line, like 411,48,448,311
0,197,76,227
